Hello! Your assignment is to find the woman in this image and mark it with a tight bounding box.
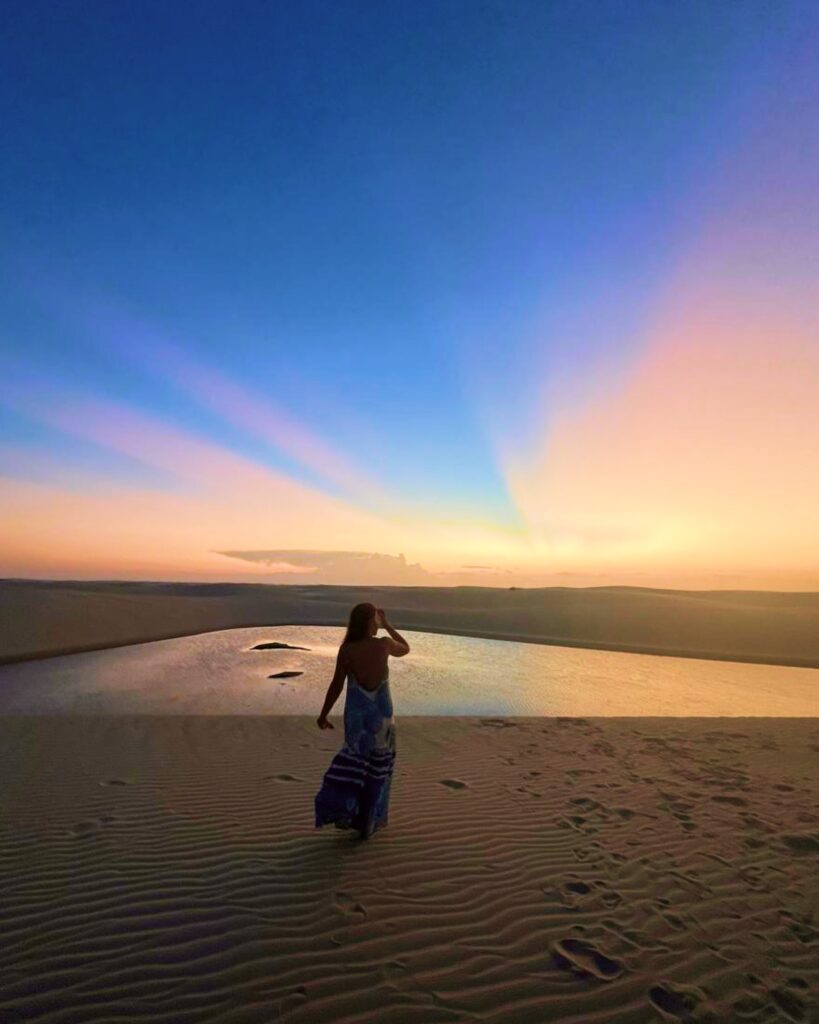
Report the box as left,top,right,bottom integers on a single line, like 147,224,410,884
314,603,410,839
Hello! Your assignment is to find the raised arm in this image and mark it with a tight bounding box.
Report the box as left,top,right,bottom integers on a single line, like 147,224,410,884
317,645,347,728
378,609,410,657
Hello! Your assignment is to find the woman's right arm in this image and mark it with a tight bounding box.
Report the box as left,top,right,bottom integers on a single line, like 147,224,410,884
379,611,410,657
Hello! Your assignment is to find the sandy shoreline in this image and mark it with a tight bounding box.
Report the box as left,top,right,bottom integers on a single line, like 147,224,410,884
3,579,819,668
2,714,817,1022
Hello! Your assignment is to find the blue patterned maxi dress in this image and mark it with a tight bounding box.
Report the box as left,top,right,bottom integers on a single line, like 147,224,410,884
314,666,396,839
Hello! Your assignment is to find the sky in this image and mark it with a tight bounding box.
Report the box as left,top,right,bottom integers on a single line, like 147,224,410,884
1,0,817,589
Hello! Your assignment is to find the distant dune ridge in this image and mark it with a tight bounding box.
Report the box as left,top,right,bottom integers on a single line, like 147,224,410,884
1,579,818,667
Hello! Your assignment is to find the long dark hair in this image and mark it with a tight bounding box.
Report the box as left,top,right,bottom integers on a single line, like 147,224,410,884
342,602,376,645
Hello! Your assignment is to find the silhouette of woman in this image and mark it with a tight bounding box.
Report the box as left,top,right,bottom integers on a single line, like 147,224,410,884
315,603,410,839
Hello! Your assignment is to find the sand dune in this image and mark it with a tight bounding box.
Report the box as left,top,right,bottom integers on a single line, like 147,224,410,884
1,715,817,1022
2,579,819,667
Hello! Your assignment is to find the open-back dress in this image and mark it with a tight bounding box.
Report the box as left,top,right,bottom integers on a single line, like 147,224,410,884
314,665,396,839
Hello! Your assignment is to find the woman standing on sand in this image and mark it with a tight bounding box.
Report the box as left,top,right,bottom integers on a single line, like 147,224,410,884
314,603,410,839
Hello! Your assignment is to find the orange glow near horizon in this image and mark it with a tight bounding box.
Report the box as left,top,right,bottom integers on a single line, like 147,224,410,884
501,309,817,580
3,232,818,589
492,70,819,590
2,23,817,591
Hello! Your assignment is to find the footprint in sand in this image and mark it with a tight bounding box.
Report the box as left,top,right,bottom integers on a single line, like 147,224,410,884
68,815,117,837
786,978,809,991
514,785,539,797
710,795,748,807
561,879,622,909
565,880,592,895
334,892,367,919
732,992,768,1017
551,938,623,981
558,880,596,909
570,796,602,812
742,813,776,834
648,981,708,1020
782,833,819,854
558,814,596,833
782,913,818,945
769,985,807,1023
69,820,99,836
744,836,765,850
439,778,468,790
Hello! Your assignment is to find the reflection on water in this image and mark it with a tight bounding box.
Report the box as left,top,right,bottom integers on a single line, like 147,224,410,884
0,626,815,716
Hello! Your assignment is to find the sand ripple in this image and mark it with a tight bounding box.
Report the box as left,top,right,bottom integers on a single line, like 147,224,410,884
1,716,817,1022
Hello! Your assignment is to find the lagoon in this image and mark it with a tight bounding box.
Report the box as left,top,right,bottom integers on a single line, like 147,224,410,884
0,626,815,716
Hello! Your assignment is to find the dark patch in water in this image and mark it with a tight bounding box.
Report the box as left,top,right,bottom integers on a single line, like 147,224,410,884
252,642,311,651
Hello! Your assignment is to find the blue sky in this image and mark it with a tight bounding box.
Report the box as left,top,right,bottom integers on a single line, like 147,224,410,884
1,1,817,585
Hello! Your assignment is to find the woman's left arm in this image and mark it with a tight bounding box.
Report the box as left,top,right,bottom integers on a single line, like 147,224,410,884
317,646,347,728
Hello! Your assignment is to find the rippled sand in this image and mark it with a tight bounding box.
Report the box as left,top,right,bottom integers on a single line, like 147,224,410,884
2,715,817,1022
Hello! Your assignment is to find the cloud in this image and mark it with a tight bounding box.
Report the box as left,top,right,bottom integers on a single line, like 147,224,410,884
215,549,432,585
